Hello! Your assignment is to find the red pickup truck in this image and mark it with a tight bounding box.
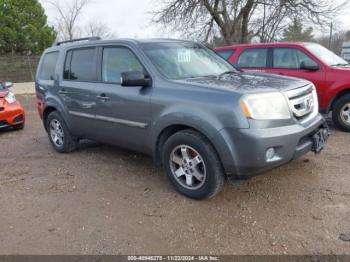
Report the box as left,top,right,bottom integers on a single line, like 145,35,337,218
215,42,350,132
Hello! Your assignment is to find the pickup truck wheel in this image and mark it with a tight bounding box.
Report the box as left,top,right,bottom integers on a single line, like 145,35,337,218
332,94,350,132
46,111,78,153
162,130,225,199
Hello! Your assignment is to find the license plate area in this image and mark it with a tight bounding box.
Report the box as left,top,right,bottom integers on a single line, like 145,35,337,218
312,127,329,153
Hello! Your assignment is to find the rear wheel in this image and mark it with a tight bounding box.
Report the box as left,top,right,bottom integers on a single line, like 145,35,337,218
162,130,225,199
46,111,78,153
332,94,350,132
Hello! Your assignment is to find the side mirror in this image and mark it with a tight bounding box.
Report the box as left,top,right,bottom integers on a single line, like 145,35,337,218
300,61,320,71
2,82,13,89
121,71,151,87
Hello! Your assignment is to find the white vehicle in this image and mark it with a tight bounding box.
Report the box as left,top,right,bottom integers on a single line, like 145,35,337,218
341,42,350,62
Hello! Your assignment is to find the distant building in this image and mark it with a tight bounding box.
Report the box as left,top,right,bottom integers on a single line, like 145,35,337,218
341,41,350,61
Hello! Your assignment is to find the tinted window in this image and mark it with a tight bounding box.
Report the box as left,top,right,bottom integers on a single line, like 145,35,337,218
216,50,234,60
237,48,268,68
39,52,59,80
64,48,96,81
102,47,144,83
273,48,318,69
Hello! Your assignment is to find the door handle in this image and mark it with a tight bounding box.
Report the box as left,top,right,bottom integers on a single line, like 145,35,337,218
96,94,110,101
59,89,68,94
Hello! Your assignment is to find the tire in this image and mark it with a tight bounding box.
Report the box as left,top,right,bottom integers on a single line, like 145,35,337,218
13,124,24,130
46,111,78,153
332,94,350,132
162,129,225,199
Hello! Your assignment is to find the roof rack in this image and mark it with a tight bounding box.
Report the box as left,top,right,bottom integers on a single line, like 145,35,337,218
54,36,101,46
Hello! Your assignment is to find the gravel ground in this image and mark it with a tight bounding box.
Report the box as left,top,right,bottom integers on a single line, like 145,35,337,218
0,95,349,255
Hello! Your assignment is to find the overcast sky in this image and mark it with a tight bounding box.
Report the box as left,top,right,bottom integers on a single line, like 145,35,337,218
39,0,350,39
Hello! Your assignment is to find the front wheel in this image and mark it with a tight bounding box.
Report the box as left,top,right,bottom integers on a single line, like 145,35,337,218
162,130,225,199
332,94,350,132
46,111,78,153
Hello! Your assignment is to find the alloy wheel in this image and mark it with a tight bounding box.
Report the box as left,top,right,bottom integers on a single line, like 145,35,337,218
169,145,206,190
49,119,65,147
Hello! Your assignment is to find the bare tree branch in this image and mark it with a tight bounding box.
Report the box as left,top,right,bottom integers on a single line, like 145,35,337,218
153,0,348,45
46,0,91,40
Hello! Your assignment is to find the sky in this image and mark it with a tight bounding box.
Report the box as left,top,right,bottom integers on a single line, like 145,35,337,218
39,0,165,38
39,0,350,40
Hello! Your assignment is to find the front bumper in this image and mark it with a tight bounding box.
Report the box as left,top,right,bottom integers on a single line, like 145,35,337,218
0,101,25,129
213,114,328,177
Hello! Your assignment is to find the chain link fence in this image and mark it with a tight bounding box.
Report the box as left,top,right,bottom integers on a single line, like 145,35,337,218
0,55,41,83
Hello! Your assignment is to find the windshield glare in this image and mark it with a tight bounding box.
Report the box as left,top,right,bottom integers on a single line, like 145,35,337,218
305,43,348,66
141,42,235,80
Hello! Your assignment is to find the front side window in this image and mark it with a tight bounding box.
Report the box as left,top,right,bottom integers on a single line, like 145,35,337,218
102,47,144,83
273,48,318,69
39,52,59,80
141,42,234,80
64,48,96,81
236,48,268,68
216,49,235,60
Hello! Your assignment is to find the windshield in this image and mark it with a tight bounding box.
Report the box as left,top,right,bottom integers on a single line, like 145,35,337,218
141,42,235,80
305,43,348,66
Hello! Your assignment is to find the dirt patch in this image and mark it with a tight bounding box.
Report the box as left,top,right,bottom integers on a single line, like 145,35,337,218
0,95,349,255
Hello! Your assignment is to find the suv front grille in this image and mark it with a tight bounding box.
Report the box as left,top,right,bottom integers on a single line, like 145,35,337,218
284,84,318,122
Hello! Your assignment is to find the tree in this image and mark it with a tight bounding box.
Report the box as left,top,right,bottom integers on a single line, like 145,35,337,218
47,0,90,41
153,0,346,45
85,21,116,39
0,0,56,54
282,18,313,42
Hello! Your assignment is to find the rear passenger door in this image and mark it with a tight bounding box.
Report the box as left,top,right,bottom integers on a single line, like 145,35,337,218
235,48,269,72
93,46,152,152
59,47,98,138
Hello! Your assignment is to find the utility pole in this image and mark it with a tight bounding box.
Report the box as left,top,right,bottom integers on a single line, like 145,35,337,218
329,22,333,49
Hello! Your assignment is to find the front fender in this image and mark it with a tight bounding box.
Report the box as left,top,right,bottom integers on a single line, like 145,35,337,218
150,105,225,146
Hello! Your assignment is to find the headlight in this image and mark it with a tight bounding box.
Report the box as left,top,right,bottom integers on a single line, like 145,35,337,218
5,92,17,104
240,92,291,120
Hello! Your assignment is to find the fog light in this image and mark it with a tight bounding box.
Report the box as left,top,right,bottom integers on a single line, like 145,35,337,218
266,147,276,161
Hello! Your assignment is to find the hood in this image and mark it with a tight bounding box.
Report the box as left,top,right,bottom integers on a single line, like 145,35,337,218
177,71,310,94
332,65,350,71
0,89,8,98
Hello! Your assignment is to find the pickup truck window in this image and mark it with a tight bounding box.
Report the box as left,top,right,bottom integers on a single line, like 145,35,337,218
141,43,233,80
273,48,318,69
216,50,235,60
237,48,268,68
102,47,144,83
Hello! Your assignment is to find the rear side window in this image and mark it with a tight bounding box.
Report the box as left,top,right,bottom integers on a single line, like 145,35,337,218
39,52,59,80
64,48,96,81
216,50,235,60
102,47,144,83
236,48,268,68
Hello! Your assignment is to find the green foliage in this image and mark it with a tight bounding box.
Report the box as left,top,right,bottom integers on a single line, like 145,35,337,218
0,0,56,54
282,18,314,42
